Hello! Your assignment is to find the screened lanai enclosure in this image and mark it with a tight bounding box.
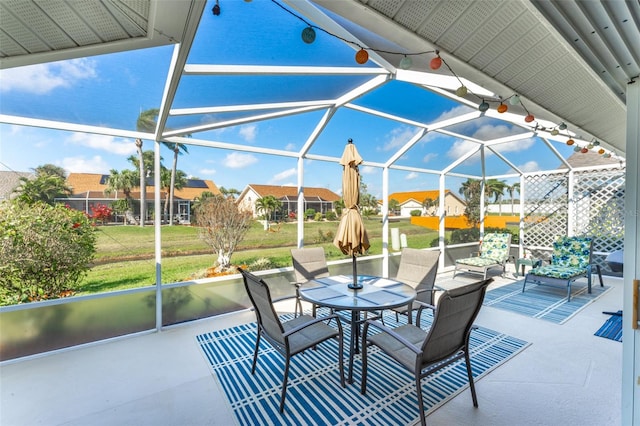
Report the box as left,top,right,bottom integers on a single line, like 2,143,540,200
0,0,639,420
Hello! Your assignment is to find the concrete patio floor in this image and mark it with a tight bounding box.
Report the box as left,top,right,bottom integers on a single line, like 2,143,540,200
0,269,623,426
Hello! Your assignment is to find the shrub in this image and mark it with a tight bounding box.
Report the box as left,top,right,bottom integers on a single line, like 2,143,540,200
325,211,337,221
193,195,253,272
410,209,422,216
305,208,316,219
0,201,97,304
314,212,323,221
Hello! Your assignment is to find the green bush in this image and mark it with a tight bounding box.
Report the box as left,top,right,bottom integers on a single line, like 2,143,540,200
314,212,323,221
449,227,519,244
305,208,316,220
0,201,97,304
410,209,422,216
325,211,337,221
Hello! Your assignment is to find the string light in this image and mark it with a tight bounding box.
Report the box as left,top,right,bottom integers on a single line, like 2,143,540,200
301,26,316,44
212,0,220,15
260,0,616,158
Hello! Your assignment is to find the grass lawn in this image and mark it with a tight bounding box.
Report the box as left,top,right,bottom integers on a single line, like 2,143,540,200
80,219,439,295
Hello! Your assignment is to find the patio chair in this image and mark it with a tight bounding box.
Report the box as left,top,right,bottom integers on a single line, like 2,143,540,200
291,247,331,317
239,268,345,413
361,278,493,426
391,248,441,323
453,233,512,279
522,236,594,302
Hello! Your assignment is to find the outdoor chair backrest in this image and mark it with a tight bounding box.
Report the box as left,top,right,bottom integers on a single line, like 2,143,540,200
396,248,440,304
550,236,593,269
240,269,286,348
291,247,330,283
480,233,512,262
420,279,491,365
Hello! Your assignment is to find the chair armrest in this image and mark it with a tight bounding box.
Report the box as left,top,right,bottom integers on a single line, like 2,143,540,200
414,301,436,327
282,313,342,337
362,319,422,355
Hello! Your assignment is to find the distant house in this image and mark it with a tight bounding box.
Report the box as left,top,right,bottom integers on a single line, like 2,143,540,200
61,173,221,223
237,184,341,219
0,170,34,201
387,190,466,217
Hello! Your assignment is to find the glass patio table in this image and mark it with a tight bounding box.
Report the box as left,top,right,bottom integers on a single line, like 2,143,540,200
298,275,416,383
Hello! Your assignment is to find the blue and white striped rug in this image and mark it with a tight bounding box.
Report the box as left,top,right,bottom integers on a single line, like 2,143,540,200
196,311,529,426
483,281,611,324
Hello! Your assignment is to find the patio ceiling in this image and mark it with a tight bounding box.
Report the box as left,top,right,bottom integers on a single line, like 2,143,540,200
0,0,637,162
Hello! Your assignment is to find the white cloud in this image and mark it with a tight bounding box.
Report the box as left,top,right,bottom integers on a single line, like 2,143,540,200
271,168,297,183
0,59,97,94
434,104,475,122
67,133,136,156
447,139,481,159
61,155,110,174
199,168,217,176
239,124,257,142
518,161,540,172
422,152,437,163
360,165,376,174
284,142,296,151
405,172,419,180
381,126,417,151
492,136,536,153
224,152,257,168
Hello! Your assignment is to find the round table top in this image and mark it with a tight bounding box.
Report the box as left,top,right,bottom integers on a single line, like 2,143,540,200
298,275,416,311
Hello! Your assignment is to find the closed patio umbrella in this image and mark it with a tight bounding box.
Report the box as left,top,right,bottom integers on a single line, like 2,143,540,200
333,139,370,289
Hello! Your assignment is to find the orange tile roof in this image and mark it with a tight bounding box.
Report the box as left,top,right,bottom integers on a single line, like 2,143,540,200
388,190,451,204
66,173,220,200
247,184,340,201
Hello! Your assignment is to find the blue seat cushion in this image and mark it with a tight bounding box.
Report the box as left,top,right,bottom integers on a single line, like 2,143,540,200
529,265,586,280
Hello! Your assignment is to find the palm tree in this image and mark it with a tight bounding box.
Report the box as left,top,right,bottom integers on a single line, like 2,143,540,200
255,195,282,229
485,178,507,215
506,182,521,214
160,167,187,223
127,150,161,224
161,141,189,225
13,173,71,205
422,197,436,216
459,179,481,202
104,169,137,224
135,108,160,227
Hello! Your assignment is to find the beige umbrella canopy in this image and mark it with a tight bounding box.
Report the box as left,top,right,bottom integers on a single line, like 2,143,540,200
333,139,370,289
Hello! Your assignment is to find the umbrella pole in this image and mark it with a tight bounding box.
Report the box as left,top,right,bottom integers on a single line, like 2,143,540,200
348,254,362,290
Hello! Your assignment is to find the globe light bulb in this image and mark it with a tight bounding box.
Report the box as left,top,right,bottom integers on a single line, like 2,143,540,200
399,56,412,70
551,129,559,136
478,101,490,112
574,146,581,152
497,103,508,113
558,122,567,130
566,139,575,145
524,114,535,123
301,27,316,44
355,49,368,64
509,95,520,105
581,147,589,153
430,56,442,70
598,148,605,154
455,85,468,97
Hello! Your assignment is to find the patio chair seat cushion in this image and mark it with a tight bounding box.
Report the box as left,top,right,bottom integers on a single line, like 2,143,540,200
456,257,500,267
283,314,340,353
529,265,587,280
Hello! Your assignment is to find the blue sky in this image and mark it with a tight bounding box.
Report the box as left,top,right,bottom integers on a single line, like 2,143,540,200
0,0,577,199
